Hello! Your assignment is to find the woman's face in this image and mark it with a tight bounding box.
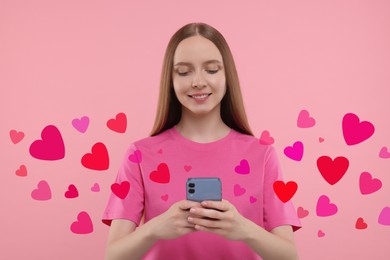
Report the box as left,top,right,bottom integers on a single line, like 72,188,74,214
172,35,226,118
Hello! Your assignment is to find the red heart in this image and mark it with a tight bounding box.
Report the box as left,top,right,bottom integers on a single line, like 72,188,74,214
111,181,130,199
70,211,93,234
150,163,170,183
273,181,298,203
81,142,109,170
107,112,127,133
342,113,375,145
29,125,65,160
9,129,25,144
16,165,27,177
65,184,79,199
317,156,349,185
355,217,367,230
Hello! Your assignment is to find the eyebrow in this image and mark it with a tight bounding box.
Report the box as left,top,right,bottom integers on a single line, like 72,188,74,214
173,60,223,67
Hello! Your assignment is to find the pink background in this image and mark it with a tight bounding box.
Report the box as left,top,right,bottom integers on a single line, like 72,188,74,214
1,0,389,259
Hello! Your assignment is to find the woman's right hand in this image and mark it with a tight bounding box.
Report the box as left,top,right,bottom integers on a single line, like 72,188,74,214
146,200,201,240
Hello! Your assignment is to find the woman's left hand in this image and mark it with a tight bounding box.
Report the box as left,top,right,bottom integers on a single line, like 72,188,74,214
187,199,253,241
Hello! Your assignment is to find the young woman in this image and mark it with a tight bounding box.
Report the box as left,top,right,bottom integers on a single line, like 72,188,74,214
103,23,301,260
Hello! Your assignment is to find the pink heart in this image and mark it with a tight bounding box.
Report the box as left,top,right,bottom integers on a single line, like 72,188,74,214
378,207,390,226
31,180,52,201
316,195,338,217
72,116,89,133
15,165,27,177
29,125,65,161
317,230,325,238
157,149,163,154
128,150,142,163
234,184,246,196
91,183,100,192
70,211,93,234
342,113,375,145
284,141,304,161
184,165,192,172
9,129,25,144
379,146,390,159
319,137,325,143
297,206,309,218
259,130,275,145
359,172,382,195
65,184,79,199
249,196,257,203
161,194,169,201
297,109,316,128
235,159,250,174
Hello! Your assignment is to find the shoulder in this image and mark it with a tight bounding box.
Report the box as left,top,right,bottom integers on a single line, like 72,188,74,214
127,128,175,151
230,130,275,155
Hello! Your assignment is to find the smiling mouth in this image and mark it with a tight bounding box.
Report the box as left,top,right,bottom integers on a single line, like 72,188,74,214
188,93,211,99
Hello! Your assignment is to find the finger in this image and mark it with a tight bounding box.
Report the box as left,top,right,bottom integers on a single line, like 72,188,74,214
189,207,223,221
201,200,229,212
188,216,221,229
179,200,201,210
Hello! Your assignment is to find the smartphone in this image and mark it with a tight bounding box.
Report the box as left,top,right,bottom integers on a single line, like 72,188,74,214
186,177,222,202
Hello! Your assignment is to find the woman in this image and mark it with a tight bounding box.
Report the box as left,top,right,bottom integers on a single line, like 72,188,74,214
103,22,301,260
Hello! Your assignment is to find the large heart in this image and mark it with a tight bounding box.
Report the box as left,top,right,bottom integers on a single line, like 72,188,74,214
150,163,170,183
107,112,127,133
273,180,298,203
70,211,93,234
316,195,338,217
29,125,65,160
111,181,130,199
359,172,382,195
317,156,349,185
342,113,375,145
31,180,52,201
235,159,250,174
284,141,304,161
81,142,109,170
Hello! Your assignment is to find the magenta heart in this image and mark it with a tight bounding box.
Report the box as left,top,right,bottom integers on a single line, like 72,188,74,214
91,183,100,192
317,230,325,238
342,113,375,145
259,130,274,145
161,194,169,201
128,150,142,163
234,184,246,196
29,125,65,160
378,207,390,226
359,172,382,195
284,141,304,161
184,165,192,172
235,159,250,174
297,109,316,128
72,116,89,133
70,211,93,234
316,195,338,217
379,146,390,159
249,196,257,203
65,184,79,199
31,180,52,201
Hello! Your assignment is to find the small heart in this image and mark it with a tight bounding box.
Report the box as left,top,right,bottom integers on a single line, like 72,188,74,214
359,172,382,195
161,194,169,201
91,183,100,192
81,142,109,171
273,181,298,203
15,165,27,177
184,165,192,172
234,184,246,196
284,141,304,161
317,156,349,185
157,149,163,154
355,217,368,230
319,137,325,143
235,159,250,174
297,206,309,218
150,163,170,183
317,230,325,238
70,211,93,234
259,130,275,145
65,184,79,199
31,180,52,201
29,125,65,161
316,195,338,217
249,196,257,203
342,113,375,146
379,146,390,159
9,129,25,144
128,150,142,163
111,181,130,199
72,116,90,133
107,112,127,133
378,207,390,226
297,109,316,128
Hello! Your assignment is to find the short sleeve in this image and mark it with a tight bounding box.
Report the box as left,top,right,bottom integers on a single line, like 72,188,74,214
263,146,301,232
102,144,145,226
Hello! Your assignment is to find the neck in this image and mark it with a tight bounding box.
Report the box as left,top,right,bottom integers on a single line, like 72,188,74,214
176,109,230,143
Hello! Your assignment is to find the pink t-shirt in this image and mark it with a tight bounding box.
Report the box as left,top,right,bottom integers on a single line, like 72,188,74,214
103,127,301,259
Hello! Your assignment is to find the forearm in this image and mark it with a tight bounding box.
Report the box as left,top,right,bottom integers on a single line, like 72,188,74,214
105,223,157,260
243,221,298,260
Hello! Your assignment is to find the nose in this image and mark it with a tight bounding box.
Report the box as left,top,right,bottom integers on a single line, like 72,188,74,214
191,71,206,88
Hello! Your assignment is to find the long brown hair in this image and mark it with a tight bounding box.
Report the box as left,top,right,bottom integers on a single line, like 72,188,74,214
150,23,253,136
